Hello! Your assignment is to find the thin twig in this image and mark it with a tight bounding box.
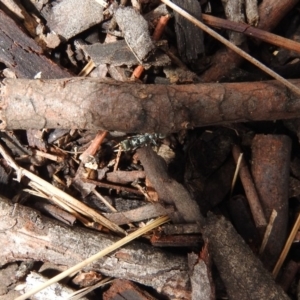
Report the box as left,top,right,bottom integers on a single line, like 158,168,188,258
161,0,300,96
93,188,117,212
272,213,300,277
79,131,108,162
231,151,243,195
202,13,300,54
0,143,126,235
15,215,170,300
232,145,267,229
259,209,277,255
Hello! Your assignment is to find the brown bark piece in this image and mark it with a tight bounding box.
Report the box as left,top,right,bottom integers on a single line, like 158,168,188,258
278,260,299,292
0,196,191,299
200,0,298,82
227,195,260,245
232,145,267,229
203,214,290,300
251,134,291,270
137,146,203,224
103,279,158,300
2,78,300,132
42,0,104,41
103,203,174,225
72,271,103,287
173,0,204,63
115,7,155,61
106,170,145,185
83,40,170,68
26,129,48,152
257,0,297,33
201,14,300,54
0,10,71,79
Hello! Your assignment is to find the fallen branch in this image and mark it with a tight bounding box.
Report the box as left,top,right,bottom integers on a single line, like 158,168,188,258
161,0,300,95
252,134,291,270
137,146,203,224
200,0,298,82
2,193,289,300
0,196,188,299
203,213,290,300
1,78,300,133
202,13,300,54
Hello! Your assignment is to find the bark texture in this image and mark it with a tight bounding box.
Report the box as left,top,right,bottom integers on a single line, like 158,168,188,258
200,0,298,82
1,78,300,133
0,10,71,79
0,196,190,299
137,146,203,224
203,214,290,300
251,134,291,270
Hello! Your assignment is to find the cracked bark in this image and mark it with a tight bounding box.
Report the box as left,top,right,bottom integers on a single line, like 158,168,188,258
203,214,290,300
200,0,298,82
0,77,300,133
0,196,191,299
1,194,290,300
0,9,71,79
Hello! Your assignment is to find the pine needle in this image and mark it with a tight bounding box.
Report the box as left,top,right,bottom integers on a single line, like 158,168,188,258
161,0,300,96
15,215,170,300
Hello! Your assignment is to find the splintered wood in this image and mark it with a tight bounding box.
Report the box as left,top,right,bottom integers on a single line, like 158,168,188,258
2,0,300,299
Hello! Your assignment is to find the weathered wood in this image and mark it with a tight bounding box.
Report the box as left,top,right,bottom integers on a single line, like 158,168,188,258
1,78,300,133
40,0,104,41
221,0,246,45
0,196,191,299
173,0,204,63
115,7,155,61
200,0,298,82
103,279,158,300
203,214,290,300
0,9,71,79
137,146,203,224
251,134,292,270
103,203,174,225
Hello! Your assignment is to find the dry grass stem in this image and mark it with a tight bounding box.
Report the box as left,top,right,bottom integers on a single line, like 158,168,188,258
67,277,113,300
231,152,243,195
161,0,300,96
202,13,300,54
15,215,170,300
0,143,126,235
259,209,277,255
272,213,300,277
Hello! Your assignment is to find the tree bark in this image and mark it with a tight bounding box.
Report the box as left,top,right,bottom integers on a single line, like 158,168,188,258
1,78,300,133
251,134,291,270
200,0,298,82
0,10,71,79
203,213,290,300
0,196,190,299
1,193,291,299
